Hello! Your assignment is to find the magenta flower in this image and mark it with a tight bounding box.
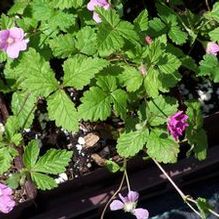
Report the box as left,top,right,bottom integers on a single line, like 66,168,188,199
110,191,149,219
87,0,110,23
167,111,189,141
0,183,15,214
0,27,28,59
145,36,153,45
206,42,219,56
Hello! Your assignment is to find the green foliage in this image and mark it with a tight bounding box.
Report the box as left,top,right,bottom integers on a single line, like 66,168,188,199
63,55,109,90
134,10,148,32
0,148,14,175
186,101,208,160
199,54,219,82
23,140,72,190
105,160,121,173
146,129,179,163
117,129,149,158
78,75,128,121
196,198,212,219
47,90,78,132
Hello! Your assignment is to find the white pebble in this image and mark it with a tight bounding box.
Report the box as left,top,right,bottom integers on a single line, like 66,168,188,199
59,173,68,181
87,163,92,168
78,137,85,145
76,144,82,151
0,123,5,133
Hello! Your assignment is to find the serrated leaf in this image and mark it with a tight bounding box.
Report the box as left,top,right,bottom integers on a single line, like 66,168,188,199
49,0,83,9
147,95,178,126
148,18,167,37
144,68,160,97
0,14,15,29
47,90,78,132
96,8,124,56
209,27,219,42
49,34,76,58
119,66,143,92
134,10,148,31
168,25,188,45
116,21,139,43
208,2,219,22
23,140,40,169
6,173,21,189
32,0,55,21
63,56,108,90
196,198,212,219
0,148,13,174
78,87,112,121
117,129,148,158
105,160,120,173
5,116,20,141
31,172,57,190
19,48,59,96
33,149,72,174
199,54,219,82
146,129,179,163
76,26,97,55
111,89,128,120
11,91,37,129
8,0,29,15
158,53,181,74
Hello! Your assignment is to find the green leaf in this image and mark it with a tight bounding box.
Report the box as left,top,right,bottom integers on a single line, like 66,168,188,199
11,91,37,129
6,173,21,189
23,140,40,169
8,0,29,15
33,149,72,174
117,129,149,158
32,0,55,21
63,55,108,90
148,18,167,37
144,68,160,97
31,172,57,190
0,14,15,29
186,101,207,160
78,87,112,121
196,198,212,219
75,26,97,56
105,160,120,173
119,66,143,92
96,8,122,54
19,48,59,96
147,95,178,126
47,90,78,132
49,0,84,9
116,21,139,43
168,25,188,45
49,34,76,58
158,53,181,74
5,116,20,141
208,2,219,22
146,129,179,163
209,27,219,41
199,54,219,82
111,89,128,120
0,148,13,174
134,9,148,31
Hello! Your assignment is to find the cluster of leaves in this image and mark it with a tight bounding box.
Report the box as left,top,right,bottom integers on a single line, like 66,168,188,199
0,0,218,193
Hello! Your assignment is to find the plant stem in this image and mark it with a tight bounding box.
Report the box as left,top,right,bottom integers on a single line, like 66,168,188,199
152,158,201,217
205,0,210,11
100,171,126,219
124,169,131,192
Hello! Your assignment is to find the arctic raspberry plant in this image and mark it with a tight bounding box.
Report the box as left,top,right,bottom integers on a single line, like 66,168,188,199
0,0,218,217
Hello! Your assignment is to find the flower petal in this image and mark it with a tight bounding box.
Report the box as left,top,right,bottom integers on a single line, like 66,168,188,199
133,208,149,219
0,30,9,50
128,191,139,202
6,44,20,59
110,200,124,211
87,0,98,11
9,27,24,40
93,12,102,23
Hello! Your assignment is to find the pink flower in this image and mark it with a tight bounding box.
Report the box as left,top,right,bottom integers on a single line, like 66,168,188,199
167,111,189,141
0,183,15,214
110,191,149,219
0,27,28,59
145,36,153,45
87,0,110,23
206,42,219,56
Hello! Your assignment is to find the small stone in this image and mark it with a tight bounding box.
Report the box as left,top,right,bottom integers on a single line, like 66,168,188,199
87,163,92,168
78,137,85,145
59,173,68,181
76,144,82,151
84,132,100,148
